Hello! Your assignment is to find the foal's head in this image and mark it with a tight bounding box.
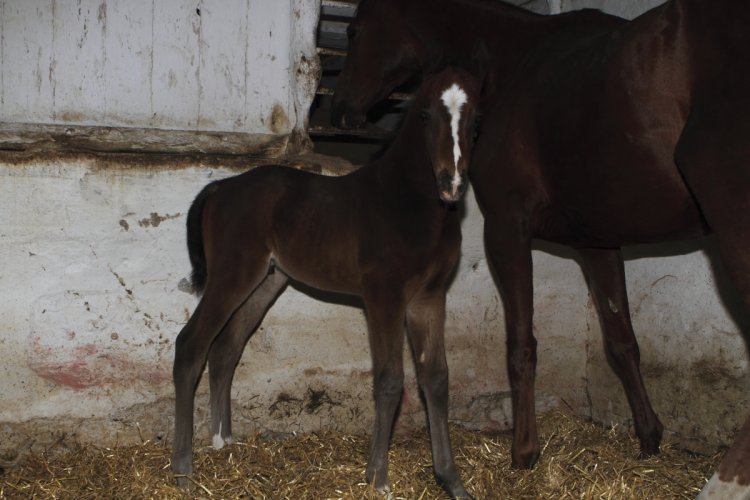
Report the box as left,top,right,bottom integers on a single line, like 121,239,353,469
418,67,481,204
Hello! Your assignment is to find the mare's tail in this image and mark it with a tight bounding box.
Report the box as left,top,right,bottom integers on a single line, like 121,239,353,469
186,182,218,294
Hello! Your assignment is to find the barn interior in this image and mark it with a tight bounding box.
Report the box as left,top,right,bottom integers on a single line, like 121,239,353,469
0,0,746,497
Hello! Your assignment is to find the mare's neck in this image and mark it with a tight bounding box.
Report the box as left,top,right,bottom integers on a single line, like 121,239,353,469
371,112,439,204
415,0,545,73
412,0,618,95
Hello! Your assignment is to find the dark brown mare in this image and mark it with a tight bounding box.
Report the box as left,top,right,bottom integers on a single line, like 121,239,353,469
332,0,750,476
171,67,481,498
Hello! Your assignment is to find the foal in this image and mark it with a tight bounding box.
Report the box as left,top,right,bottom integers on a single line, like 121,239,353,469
171,67,480,498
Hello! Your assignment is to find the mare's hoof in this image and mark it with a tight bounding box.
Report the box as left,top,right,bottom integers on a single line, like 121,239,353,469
638,444,661,458
511,448,540,470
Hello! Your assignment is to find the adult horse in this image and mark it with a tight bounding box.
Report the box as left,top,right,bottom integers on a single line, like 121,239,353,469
332,0,750,475
172,67,481,498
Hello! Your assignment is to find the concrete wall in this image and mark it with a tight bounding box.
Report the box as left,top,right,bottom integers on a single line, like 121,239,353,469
0,152,591,448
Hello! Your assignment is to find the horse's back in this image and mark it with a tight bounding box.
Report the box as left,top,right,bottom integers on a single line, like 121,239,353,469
477,0,725,246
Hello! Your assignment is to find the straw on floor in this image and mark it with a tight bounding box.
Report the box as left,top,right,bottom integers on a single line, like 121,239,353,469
0,409,721,499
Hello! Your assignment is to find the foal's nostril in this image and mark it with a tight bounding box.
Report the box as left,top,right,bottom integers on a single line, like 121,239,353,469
437,170,465,203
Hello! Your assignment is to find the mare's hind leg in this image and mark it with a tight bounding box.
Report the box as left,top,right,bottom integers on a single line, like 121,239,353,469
676,106,750,314
172,256,271,486
406,288,471,499
207,269,289,449
578,248,663,456
362,279,407,492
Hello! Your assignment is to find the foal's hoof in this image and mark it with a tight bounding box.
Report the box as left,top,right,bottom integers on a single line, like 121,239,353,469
174,474,191,489
446,483,474,500
637,442,661,459
365,466,390,494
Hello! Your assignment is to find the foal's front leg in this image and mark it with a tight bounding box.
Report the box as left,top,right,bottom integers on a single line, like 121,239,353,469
362,281,407,492
207,270,289,449
406,289,472,499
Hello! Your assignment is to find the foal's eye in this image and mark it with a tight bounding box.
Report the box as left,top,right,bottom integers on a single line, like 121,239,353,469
420,110,431,122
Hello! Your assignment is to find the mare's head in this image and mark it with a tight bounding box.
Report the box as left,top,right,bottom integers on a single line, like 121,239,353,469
416,66,481,204
332,0,427,129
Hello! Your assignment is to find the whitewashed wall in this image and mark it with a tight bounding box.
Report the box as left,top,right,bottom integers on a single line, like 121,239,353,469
0,153,592,447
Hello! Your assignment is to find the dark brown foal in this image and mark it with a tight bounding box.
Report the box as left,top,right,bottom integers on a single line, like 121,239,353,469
171,66,481,498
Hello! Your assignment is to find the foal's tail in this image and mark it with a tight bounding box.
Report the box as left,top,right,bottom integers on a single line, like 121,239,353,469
186,181,218,295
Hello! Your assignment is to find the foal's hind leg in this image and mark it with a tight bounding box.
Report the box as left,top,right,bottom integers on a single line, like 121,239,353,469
362,280,407,492
172,257,271,486
406,288,471,499
207,269,289,449
578,248,663,456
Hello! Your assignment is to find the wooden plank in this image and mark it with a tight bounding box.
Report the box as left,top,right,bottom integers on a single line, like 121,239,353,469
247,0,294,134
0,0,55,123
197,0,249,131
151,0,201,129
104,1,153,126
51,0,107,124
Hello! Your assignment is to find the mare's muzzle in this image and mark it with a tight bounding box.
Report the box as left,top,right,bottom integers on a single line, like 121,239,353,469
331,97,366,130
437,169,467,204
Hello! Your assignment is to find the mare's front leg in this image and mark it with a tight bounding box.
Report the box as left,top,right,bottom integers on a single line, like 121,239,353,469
578,248,663,456
362,278,407,492
406,289,472,499
172,264,270,486
484,219,539,468
207,270,289,449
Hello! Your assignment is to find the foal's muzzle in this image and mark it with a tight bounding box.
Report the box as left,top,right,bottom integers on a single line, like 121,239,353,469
437,170,467,204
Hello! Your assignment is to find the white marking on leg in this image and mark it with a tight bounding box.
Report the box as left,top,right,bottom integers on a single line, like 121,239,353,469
213,422,225,450
608,298,619,314
441,83,468,195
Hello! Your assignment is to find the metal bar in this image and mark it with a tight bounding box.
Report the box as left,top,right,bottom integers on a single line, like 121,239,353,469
315,86,413,102
321,0,359,8
317,46,347,57
308,124,389,140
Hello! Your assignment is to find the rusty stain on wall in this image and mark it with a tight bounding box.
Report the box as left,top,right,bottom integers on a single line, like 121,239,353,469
138,212,181,228
268,104,291,134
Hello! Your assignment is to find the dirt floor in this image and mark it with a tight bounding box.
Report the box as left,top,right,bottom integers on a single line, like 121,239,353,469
0,409,720,499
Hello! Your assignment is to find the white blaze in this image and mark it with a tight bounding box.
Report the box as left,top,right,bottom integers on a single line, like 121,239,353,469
440,83,468,193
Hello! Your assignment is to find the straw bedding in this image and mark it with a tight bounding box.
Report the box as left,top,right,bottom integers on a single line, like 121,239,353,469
0,409,720,499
